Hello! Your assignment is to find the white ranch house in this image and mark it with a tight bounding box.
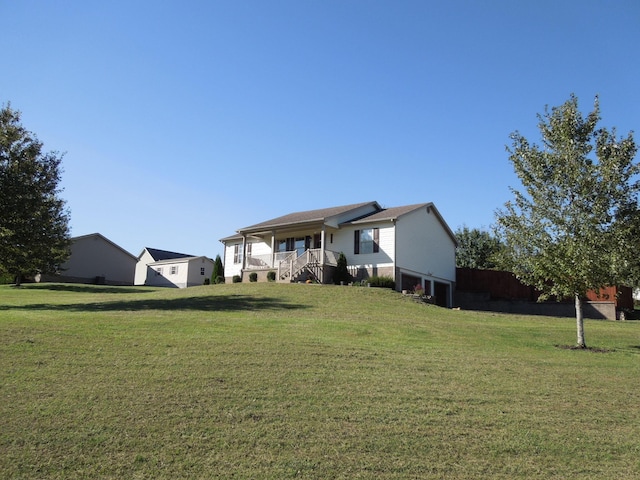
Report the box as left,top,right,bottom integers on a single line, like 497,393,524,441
220,201,457,307
135,247,214,288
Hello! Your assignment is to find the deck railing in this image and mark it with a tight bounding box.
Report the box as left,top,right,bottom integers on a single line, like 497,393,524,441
245,249,340,270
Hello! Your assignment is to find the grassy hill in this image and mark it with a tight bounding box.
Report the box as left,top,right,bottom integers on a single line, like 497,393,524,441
1,282,639,479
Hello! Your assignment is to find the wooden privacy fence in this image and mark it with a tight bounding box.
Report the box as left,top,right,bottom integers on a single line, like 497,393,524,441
456,267,633,309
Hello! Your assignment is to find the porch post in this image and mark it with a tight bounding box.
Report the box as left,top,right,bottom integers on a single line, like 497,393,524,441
320,226,326,284
271,231,276,268
241,235,247,270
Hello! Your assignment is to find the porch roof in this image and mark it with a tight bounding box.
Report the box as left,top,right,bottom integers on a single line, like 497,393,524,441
236,201,381,236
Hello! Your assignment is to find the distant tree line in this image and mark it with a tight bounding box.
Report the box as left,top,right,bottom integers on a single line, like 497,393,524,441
454,226,503,270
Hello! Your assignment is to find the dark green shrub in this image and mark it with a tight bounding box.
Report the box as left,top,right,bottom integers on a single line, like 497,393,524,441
367,275,395,288
203,278,210,285
232,275,242,283
249,272,258,282
267,271,276,282
215,275,225,284
212,255,224,284
333,252,351,285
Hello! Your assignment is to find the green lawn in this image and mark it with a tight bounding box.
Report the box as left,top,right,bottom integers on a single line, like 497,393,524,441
1,282,639,479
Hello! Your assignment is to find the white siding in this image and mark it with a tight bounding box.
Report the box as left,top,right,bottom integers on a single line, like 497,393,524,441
134,249,156,286
223,241,243,279
249,239,272,256
136,249,214,288
395,206,456,283
145,260,188,288
332,223,395,275
146,257,214,288
186,257,215,287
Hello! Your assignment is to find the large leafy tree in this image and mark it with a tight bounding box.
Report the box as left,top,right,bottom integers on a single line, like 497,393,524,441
0,104,71,285
455,226,503,269
496,95,639,348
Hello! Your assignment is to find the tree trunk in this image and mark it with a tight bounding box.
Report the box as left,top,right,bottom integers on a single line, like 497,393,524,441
575,294,586,348
14,274,22,287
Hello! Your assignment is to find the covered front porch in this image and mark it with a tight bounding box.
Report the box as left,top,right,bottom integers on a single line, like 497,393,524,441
238,223,342,284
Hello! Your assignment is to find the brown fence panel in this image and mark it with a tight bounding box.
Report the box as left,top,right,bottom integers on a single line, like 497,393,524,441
586,286,633,310
456,268,538,301
457,268,633,308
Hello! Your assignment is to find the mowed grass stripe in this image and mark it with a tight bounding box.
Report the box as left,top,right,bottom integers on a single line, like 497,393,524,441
1,282,639,479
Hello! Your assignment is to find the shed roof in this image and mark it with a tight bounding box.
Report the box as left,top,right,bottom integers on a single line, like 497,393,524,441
144,248,194,261
148,255,214,266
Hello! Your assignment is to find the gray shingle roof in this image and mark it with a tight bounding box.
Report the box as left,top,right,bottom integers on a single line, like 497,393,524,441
238,201,379,233
220,200,457,247
346,203,430,224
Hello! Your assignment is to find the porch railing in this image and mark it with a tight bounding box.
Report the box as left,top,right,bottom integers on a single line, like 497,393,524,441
277,251,298,280
245,249,339,270
245,248,340,283
244,251,291,270
279,249,340,283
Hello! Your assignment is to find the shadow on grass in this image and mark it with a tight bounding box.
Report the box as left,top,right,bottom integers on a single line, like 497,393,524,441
555,344,614,353
0,294,308,313
18,284,153,294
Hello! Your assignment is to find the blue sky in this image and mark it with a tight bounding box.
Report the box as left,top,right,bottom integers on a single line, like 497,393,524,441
2,1,639,259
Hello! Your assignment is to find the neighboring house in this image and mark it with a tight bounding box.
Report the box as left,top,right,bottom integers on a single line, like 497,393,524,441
220,201,458,307
54,233,137,285
135,247,214,288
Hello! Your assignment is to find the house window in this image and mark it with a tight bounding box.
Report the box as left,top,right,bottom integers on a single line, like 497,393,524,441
156,267,163,276
170,265,178,275
276,237,297,253
295,237,307,256
354,228,379,254
233,244,243,264
200,267,205,276
246,242,252,258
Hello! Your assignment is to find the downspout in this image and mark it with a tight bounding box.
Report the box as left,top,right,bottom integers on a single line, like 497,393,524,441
392,219,398,290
